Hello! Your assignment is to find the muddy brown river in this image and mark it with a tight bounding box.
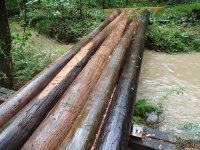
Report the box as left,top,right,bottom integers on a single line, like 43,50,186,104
137,50,200,140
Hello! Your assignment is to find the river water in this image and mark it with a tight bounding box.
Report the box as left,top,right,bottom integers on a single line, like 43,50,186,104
137,50,200,140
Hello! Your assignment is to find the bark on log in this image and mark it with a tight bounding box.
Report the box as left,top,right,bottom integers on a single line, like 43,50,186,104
0,39,100,150
0,9,121,128
0,11,123,150
22,14,129,150
63,18,138,150
95,10,150,150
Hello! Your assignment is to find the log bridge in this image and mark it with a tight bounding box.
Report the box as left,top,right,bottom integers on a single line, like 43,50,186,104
0,9,176,150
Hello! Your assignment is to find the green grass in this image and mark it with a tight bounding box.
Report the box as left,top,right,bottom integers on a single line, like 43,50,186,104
147,2,200,53
27,8,104,43
132,99,162,124
10,23,68,89
133,87,185,125
165,2,200,15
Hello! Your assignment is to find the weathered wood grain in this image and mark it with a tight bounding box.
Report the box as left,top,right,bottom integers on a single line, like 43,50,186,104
63,18,138,150
0,9,121,128
96,10,150,150
0,10,124,150
104,7,163,16
22,14,129,150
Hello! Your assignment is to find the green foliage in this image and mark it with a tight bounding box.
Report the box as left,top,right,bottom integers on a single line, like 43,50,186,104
11,31,66,89
148,23,200,53
180,123,200,133
0,40,6,55
159,87,185,101
25,1,104,42
133,87,185,125
147,2,200,53
6,0,104,43
174,123,200,142
134,99,161,119
157,87,185,114
132,116,143,124
0,72,8,81
162,87,185,95
5,0,19,11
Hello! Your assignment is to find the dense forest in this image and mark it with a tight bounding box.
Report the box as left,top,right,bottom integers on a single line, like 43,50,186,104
0,0,199,89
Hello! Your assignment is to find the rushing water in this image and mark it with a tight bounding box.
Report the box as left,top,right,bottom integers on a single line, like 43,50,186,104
137,50,200,140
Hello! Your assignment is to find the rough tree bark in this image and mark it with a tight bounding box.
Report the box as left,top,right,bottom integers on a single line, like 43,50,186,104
64,18,138,150
0,11,122,150
0,9,121,128
22,14,129,150
96,10,150,150
0,0,12,88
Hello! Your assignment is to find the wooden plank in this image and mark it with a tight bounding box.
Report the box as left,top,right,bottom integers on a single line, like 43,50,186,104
131,124,143,139
128,137,176,150
104,7,164,16
143,127,177,143
128,125,177,150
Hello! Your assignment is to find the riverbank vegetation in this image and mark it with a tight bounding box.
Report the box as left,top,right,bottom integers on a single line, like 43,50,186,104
133,87,185,126
4,0,199,89
147,2,200,53
10,22,70,89
1,0,199,148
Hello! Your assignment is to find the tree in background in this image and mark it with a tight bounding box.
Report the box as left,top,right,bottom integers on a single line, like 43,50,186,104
0,0,12,88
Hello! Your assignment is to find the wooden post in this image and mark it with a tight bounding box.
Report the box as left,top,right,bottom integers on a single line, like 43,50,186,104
95,10,150,150
22,14,129,150
63,18,138,150
0,9,121,128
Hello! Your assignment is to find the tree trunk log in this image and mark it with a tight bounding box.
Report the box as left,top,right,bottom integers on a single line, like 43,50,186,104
22,14,129,150
63,18,138,150
0,0,12,88
0,10,123,150
95,10,150,150
0,37,100,150
0,9,121,128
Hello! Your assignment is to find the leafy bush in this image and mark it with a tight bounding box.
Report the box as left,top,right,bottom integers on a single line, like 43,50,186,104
148,23,200,53
11,32,66,89
134,99,160,119
147,2,200,53
132,99,161,124
25,1,104,43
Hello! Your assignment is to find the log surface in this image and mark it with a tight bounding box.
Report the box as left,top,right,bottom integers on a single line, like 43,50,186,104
22,14,129,150
0,9,121,128
104,7,163,16
96,10,150,150
0,10,123,150
64,18,138,150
